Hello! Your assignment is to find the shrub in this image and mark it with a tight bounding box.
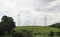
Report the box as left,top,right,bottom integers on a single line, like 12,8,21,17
48,31,54,37
56,32,60,36
12,29,33,37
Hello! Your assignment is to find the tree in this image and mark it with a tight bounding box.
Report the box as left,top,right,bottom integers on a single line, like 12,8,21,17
1,15,7,22
0,15,16,35
49,23,60,29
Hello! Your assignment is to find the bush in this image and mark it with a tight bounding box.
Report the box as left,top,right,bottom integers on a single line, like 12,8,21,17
56,32,60,36
12,29,33,37
48,31,54,37
34,32,42,35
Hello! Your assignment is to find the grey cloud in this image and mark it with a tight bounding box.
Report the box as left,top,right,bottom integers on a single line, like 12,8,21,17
10,0,16,2
39,0,55,4
43,3,60,13
37,0,55,6
34,0,60,13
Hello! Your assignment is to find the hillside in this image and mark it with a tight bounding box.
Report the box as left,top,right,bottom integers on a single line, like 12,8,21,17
14,26,60,35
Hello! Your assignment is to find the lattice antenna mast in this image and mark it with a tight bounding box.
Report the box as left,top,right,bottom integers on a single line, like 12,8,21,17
17,14,20,25
17,0,21,26
45,16,47,26
34,18,36,25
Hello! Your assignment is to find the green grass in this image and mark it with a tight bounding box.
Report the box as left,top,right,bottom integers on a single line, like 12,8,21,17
0,26,60,37
14,26,60,35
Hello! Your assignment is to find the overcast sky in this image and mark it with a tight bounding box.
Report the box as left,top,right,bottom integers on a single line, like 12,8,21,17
0,0,60,26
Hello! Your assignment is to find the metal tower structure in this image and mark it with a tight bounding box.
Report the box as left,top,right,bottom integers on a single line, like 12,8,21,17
17,14,20,25
45,16,47,26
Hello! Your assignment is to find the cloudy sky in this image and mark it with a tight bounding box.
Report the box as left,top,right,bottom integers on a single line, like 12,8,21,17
0,0,60,26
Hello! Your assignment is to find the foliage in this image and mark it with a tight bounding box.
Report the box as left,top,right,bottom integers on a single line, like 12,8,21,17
0,15,16,35
14,26,60,35
12,29,33,37
34,32,42,35
0,26,60,37
48,31,54,37
49,23,60,29
56,32,60,36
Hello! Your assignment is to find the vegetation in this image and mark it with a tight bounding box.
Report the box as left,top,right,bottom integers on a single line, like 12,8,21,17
49,23,60,36
12,29,33,37
14,26,60,35
56,32,60,36
48,31,54,37
0,26,60,37
0,15,60,37
0,15,16,35
49,23,60,29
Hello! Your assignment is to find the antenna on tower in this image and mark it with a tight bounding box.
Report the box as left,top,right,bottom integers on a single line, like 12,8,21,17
28,20,30,26
34,18,36,25
17,0,20,26
45,16,47,26
17,14,20,25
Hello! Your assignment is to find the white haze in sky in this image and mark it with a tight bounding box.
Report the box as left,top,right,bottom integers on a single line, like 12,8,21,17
0,0,60,26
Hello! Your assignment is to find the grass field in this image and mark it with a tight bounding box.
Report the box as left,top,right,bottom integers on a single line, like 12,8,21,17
14,26,60,35
0,26,60,37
